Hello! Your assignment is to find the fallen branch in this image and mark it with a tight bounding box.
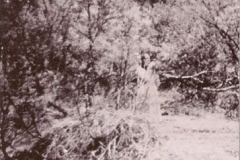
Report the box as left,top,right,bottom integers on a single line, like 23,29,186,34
203,84,240,92
162,70,211,80
160,71,239,92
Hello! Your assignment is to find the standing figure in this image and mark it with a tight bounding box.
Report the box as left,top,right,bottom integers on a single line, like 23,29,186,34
134,53,162,122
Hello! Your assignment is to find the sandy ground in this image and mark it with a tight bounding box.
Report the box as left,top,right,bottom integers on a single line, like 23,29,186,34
151,114,239,160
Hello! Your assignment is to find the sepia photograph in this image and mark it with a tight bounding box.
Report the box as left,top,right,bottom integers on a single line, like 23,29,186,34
0,0,239,159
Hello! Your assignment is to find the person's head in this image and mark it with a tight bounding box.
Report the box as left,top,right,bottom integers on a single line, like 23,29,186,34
134,52,141,64
142,54,150,69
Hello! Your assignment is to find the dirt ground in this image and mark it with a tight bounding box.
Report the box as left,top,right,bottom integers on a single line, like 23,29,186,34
149,113,239,160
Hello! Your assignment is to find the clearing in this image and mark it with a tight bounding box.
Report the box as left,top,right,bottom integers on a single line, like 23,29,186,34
150,113,239,160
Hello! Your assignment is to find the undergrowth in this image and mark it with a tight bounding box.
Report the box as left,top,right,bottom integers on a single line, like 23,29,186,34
42,109,162,160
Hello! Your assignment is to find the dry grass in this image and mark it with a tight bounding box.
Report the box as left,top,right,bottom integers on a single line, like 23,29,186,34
43,108,162,160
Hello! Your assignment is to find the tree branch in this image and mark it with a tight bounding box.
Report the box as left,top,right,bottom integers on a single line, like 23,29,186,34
203,84,240,92
47,102,68,117
200,16,239,63
72,25,89,38
162,70,210,80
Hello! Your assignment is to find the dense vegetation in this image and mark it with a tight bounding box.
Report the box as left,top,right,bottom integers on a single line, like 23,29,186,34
0,0,239,159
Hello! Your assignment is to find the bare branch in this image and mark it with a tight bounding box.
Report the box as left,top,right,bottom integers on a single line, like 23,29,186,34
47,102,68,117
200,15,239,63
203,84,240,92
181,71,210,79
162,70,211,79
72,25,89,38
